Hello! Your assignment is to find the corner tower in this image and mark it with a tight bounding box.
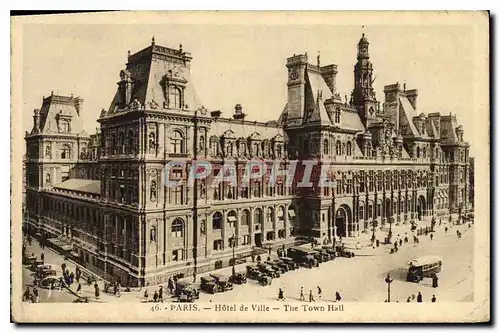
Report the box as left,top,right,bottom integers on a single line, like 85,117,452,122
352,34,378,126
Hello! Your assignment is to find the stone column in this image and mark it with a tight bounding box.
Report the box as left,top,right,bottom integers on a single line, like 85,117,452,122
248,207,254,245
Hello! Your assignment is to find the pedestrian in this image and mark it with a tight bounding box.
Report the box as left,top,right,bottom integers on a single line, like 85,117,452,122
257,255,261,263
432,273,439,288
268,247,272,256
267,256,271,262
445,226,448,233
94,283,100,299
153,290,158,302
41,252,44,263
168,277,174,294
399,239,402,247
251,254,255,262
23,287,30,302
417,292,423,303
406,296,411,302
113,282,118,295
335,291,342,302
76,283,82,294
431,295,437,303
404,236,408,243
300,286,305,301
317,286,322,298
159,286,163,302
278,288,285,301
193,271,197,283
430,233,434,241
309,289,315,302
144,289,149,302
117,282,122,297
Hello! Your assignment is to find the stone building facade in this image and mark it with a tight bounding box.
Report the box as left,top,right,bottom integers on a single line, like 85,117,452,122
25,35,472,287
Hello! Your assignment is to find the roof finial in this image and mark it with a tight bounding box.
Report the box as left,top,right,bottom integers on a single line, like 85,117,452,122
403,82,406,91
127,50,131,57
179,43,183,53
317,50,321,67
305,47,308,59
151,36,155,45
362,33,365,38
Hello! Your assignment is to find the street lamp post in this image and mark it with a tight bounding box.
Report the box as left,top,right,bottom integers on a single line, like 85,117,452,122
385,273,393,302
388,216,393,241
231,233,236,278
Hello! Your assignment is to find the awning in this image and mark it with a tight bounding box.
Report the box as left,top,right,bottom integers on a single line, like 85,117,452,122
288,210,296,218
227,216,237,222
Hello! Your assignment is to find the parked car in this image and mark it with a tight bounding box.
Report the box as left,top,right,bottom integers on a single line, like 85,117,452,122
321,246,337,260
209,273,234,292
175,280,200,299
23,253,37,265
258,274,272,286
245,265,272,286
315,248,334,262
31,259,44,271
335,245,355,258
200,276,221,294
265,260,287,274
287,246,319,268
39,276,61,289
36,264,63,279
229,272,247,285
279,257,299,270
257,263,280,278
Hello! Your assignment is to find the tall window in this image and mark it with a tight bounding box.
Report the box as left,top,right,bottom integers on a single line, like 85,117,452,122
171,219,184,237
323,139,329,155
169,87,181,109
118,132,125,154
60,120,70,133
254,208,263,231
127,130,134,154
212,212,222,230
171,130,184,154
61,145,71,159
266,207,274,223
171,185,183,205
334,108,341,123
336,141,342,155
346,141,352,156
241,209,250,226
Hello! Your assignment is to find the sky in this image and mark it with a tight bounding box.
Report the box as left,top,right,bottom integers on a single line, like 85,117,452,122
21,20,477,154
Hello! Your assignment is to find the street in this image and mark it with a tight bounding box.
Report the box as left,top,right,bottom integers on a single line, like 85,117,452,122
21,222,473,303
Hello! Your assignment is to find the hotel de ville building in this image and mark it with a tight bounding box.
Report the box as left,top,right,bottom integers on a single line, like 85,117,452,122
24,34,472,287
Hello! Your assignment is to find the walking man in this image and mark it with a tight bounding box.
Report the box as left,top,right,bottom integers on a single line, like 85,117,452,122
417,292,423,303
317,286,322,298
278,288,285,301
159,286,163,302
335,291,342,302
431,295,437,303
168,277,174,294
445,226,448,233
300,286,305,301
40,252,44,264
309,289,315,302
430,233,434,241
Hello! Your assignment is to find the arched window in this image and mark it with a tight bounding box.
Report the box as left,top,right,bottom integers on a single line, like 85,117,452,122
336,141,342,155
423,147,427,158
241,209,250,226
416,146,421,158
227,211,237,228
169,86,181,109
171,130,184,154
199,136,205,151
323,139,329,155
171,219,184,237
254,208,263,231
266,207,274,223
347,141,352,156
212,212,222,230
61,145,71,159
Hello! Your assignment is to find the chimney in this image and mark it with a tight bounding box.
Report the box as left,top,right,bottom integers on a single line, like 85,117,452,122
33,109,40,133
405,89,418,110
74,97,84,116
320,64,338,95
233,104,246,120
210,110,222,119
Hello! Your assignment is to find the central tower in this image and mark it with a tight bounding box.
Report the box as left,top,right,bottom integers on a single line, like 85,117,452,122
352,34,378,126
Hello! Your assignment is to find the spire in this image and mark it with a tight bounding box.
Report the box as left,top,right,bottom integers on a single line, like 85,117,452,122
317,50,321,67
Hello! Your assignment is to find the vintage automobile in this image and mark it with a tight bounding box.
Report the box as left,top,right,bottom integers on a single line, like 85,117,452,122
315,248,334,262
36,264,63,279
245,265,272,286
258,274,272,286
177,293,196,303
287,246,320,268
335,245,355,258
321,246,337,260
265,260,287,274
31,259,44,271
406,256,443,282
279,257,299,270
200,276,221,294
229,272,247,285
175,280,200,299
256,263,280,278
23,253,37,265
209,273,234,292
271,259,290,273
39,276,61,289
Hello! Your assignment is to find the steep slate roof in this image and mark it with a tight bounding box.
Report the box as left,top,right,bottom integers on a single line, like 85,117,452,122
398,96,420,137
35,94,85,135
53,179,101,195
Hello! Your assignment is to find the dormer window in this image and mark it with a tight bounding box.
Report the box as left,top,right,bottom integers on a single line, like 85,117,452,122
169,86,182,109
334,108,341,123
60,119,70,133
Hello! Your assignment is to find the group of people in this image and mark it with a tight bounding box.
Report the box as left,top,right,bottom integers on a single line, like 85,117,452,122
23,286,39,303
407,292,437,303
295,286,341,303
144,285,164,303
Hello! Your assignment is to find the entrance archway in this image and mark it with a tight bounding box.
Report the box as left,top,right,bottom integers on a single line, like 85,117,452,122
417,195,426,221
335,205,352,238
